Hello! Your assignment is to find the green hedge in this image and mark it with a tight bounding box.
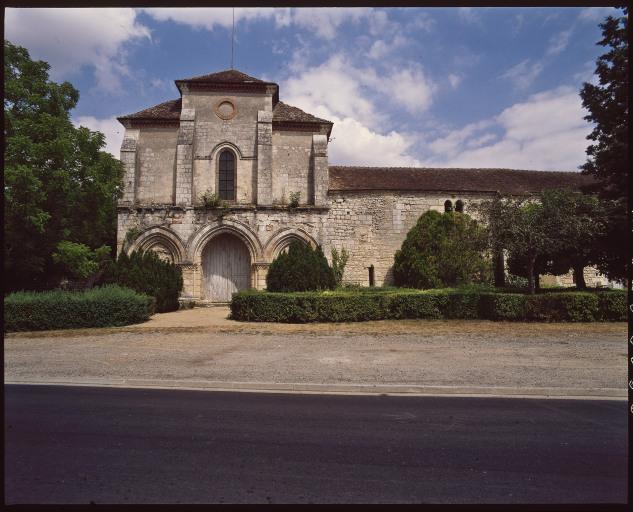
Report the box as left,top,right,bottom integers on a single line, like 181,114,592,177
4,285,155,332
231,289,627,323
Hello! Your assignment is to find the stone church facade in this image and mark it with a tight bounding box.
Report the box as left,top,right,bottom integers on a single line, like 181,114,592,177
117,69,604,303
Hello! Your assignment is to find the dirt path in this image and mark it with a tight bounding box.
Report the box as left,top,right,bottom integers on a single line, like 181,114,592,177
4,308,627,397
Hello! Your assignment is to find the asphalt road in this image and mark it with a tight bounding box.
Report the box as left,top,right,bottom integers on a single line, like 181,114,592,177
4,384,627,504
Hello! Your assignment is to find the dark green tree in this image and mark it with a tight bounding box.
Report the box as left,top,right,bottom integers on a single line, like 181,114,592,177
99,250,183,312
393,210,490,289
579,8,628,281
266,241,336,292
4,40,124,292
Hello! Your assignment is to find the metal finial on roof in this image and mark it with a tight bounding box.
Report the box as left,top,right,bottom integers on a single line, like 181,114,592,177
231,8,235,69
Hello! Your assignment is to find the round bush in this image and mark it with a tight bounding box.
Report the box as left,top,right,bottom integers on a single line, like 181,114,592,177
266,241,335,292
393,210,490,289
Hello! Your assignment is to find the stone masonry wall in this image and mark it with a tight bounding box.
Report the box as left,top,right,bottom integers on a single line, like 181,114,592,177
323,190,494,286
135,127,178,204
272,131,313,205
185,90,271,205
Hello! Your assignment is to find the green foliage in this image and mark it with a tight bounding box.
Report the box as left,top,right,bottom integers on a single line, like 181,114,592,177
331,247,350,287
525,293,598,322
393,210,490,289
288,191,301,208
578,9,628,282
200,190,222,208
52,240,111,280
100,250,183,312
4,285,155,332
4,40,124,292
266,241,336,292
596,291,627,321
230,289,626,323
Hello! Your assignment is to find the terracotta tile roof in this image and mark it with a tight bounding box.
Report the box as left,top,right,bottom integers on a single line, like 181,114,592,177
177,69,272,84
118,98,182,121
273,101,332,125
328,166,595,195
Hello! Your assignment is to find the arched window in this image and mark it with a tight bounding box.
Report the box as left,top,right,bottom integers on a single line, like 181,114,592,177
218,150,236,201
455,200,464,213
444,200,453,212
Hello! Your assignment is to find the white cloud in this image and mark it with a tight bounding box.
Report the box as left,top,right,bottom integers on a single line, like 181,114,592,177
73,116,125,159
281,54,427,166
500,58,544,90
141,7,278,31
367,34,409,60
327,115,421,166
5,8,150,92
457,7,482,26
424,86,591,171
143,7,374,40
546,28,573,56
578,7,620,22
448,74,462,89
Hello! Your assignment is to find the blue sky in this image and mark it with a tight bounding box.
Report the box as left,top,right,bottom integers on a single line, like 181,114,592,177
5,6,622,170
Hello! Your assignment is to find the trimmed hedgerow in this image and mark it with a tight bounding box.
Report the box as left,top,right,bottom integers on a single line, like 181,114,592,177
4,285,155,332
596,291,628,321
230,289,626,323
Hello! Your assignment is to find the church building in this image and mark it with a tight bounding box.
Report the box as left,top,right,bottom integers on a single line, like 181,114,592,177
116,69,602,303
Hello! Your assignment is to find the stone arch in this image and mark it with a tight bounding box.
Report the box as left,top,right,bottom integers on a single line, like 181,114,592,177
265,227,318,260
126,226,186,263
209,141,244,161
187,219,264,265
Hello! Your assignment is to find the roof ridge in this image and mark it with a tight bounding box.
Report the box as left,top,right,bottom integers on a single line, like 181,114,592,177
328,165,580,173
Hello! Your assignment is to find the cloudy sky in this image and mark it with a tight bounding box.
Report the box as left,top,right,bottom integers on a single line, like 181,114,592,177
5,6,621,170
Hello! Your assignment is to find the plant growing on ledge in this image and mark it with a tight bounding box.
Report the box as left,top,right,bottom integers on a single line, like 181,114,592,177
200,190,222,208
288,191,301,208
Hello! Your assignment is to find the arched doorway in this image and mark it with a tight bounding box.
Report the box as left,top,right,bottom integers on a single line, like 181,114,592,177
202,233,251,301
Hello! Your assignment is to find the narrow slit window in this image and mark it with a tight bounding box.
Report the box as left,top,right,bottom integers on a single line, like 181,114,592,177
218,150,235,201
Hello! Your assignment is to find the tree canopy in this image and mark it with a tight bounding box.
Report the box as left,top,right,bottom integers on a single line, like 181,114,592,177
579,8,628,282
393,210,490,289
4,40,124,292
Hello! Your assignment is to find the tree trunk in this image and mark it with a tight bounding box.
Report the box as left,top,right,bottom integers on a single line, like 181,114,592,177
494,250,505,288
573,263,587,290
527,255,536,295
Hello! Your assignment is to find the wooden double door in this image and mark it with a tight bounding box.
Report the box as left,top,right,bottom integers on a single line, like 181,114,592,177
202,233,251,302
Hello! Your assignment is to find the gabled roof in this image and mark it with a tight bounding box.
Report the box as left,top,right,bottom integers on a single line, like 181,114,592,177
117,98,182,122
273,101,332,125
328,166,595,195
177,69,268,84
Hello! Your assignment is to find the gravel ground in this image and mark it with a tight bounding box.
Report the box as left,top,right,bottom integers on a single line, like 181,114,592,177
4,308,627,394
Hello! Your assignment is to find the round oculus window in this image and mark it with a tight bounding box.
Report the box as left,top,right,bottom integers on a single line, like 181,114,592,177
215,100,236,120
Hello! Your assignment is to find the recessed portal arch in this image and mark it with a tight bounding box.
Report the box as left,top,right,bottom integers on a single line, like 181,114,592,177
201,233,251,302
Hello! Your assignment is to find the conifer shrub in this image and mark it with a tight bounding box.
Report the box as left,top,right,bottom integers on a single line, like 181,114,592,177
99,250,183,312
4,285,154,332
266,241,336,292
393,210,490,289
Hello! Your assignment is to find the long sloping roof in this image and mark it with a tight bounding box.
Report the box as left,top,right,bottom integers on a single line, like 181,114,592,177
118,98,182,121
119,98,333,127
272,101,332,125
177,69,271,84
328,166,595,195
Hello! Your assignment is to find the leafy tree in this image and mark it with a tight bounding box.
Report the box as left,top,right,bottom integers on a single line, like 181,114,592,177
579,8,628,281
393,210,490,289
474,197,563,295
4,40,124,292
266,241,336,292
331,247,349,288
499,190,609,290
52,240,111,282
